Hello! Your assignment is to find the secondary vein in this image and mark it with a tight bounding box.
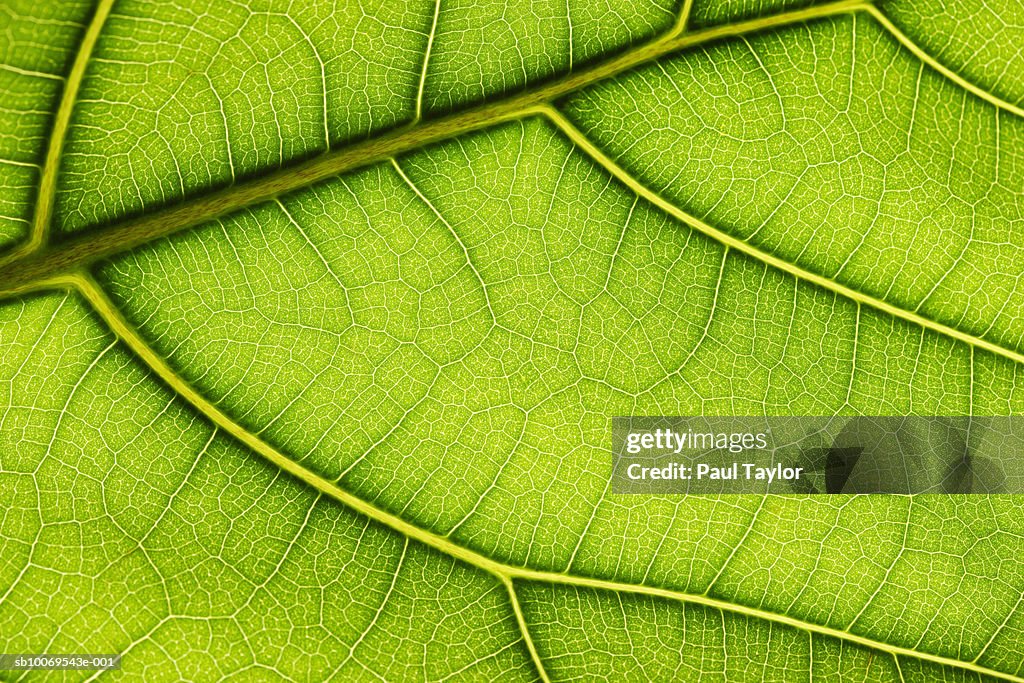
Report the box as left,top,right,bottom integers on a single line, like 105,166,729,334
0,0,866,295
62,270,1024,683
27,0,117,252
534,105,1024,366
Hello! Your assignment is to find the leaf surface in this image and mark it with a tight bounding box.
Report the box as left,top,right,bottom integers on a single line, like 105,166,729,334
2,0,1024,680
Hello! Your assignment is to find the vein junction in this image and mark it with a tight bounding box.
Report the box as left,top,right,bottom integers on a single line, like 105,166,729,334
0,0,1021,367
62,271,1024,683
4,0,1024,680
0,0,898,288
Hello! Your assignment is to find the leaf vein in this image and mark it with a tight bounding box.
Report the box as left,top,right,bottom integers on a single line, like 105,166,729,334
58,271,1024,683
536,104,1024,367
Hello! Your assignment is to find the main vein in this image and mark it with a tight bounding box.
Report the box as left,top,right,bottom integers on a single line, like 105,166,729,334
7,3,1024,679
2,0,1021,369
63,271,1024,683
0,0,865,294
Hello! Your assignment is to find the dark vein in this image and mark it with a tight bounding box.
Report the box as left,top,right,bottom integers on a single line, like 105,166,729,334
0,0,865,296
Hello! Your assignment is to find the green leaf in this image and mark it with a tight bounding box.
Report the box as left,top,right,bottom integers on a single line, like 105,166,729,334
2,0,1024,680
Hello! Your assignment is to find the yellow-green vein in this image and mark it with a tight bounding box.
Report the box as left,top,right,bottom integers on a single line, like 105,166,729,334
504,577,553,683
26,0,116,255
0,0,867,296
2,0,1021,299
59,271,1024,683
864,4,1024,119
534,104,1024,367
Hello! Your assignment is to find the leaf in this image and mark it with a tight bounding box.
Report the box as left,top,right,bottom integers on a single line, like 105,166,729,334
2,0,1024,681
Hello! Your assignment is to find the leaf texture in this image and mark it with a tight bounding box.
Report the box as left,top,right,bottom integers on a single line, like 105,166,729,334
2,0,1024,681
